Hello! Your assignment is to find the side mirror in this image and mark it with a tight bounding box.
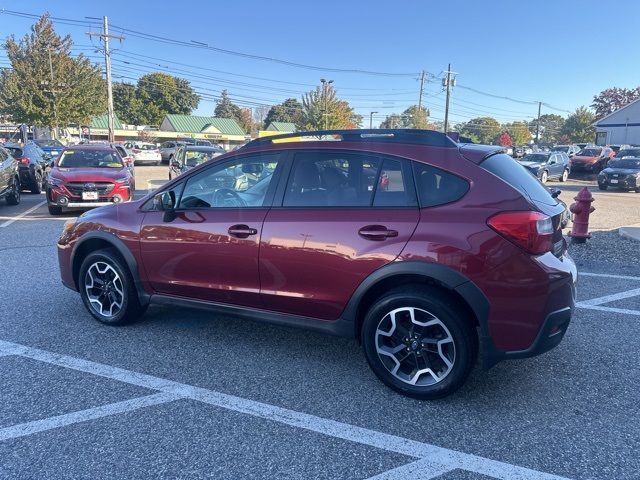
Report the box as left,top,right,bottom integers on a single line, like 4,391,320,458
153,191,177,222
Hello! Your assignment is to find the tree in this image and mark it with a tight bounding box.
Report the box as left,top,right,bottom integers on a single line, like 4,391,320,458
0,14,106,129
561,107,596,143
498,132,512,147
113,82,144,124
504,121,532,145
238,108,254,133
591,87,640,119
135,73,199,125
263,98,304,129
379,106,430,129
301,84,361,130
458,117,501,144
380,113,402,129
213,90,251,133
528,114,565,144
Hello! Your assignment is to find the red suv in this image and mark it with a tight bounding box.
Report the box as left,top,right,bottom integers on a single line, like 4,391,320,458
57,130,577,399
47,145,134,215
570,146,615,172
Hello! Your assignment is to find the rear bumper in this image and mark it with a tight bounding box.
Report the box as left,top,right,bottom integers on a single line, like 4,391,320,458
598,177,638,189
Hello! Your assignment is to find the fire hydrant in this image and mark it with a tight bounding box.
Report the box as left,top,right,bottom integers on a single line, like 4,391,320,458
568,187,595,243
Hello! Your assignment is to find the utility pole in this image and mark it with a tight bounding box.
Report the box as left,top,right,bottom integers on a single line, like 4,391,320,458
320,78,333,130
87,17,124,143
535,101,542,144
442,64,456,134
369,111,378,129
417,70,425,111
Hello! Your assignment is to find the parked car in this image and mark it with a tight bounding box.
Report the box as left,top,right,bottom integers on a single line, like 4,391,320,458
131,142,161,166
597,156,640,192
4,141,51,193
56,129,576,399
576,143,589,150
517,152,570,183
0,145,20,205
169,145,227,180
46,145,134,215
33,138,65,159
570,146,614,172
609,144,631,155
612,145,635,157
113,144,135,174
551,145,581,157
160,141,185,164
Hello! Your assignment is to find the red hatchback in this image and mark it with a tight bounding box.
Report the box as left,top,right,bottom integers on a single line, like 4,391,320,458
47,145,135,215
57,130,577,399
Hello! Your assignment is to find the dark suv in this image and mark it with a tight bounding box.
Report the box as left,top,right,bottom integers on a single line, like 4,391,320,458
0,145,21,206
57,130,577,399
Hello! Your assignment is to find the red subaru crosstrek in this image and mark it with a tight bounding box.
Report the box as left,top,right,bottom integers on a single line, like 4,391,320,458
47,145,135,215
57,130,577,399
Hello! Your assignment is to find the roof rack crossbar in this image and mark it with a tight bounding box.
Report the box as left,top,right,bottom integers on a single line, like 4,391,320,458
243,129,456,149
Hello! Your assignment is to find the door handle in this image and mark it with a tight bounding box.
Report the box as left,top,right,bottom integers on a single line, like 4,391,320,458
358,225,398,241
228,224,258,239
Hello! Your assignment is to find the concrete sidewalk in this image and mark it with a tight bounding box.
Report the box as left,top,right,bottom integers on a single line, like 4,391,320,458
619,223,640,242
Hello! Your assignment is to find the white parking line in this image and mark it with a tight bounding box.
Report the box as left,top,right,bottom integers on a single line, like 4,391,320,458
578,287,640,307
0,392,180,441
0,339,571,480
576,305,640,316
0,201,46,228
579,272,640,281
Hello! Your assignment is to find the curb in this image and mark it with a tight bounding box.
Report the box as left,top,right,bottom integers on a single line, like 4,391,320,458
619,225,640,242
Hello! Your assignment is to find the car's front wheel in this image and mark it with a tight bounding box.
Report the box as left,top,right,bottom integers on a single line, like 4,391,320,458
31,171,43,194
362,286,477,399
79,249,147,326
540,170,548,183
6,176,20,205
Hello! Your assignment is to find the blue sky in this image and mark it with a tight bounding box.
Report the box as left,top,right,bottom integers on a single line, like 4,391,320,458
1,0,639,126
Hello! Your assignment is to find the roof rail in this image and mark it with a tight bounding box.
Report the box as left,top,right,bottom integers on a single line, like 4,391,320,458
242,129,457,149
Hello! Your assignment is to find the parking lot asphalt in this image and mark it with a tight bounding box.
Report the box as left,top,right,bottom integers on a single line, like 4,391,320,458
1,166,639,479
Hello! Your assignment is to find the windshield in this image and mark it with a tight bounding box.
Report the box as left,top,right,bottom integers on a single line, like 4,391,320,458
58,150,124,168
617,149,640,158
608,159,640,169
184,150,218,167
578,148,601,156
521,154,549,163
35,139,63,148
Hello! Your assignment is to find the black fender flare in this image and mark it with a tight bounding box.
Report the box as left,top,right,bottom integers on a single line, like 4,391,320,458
341,261,491,355
71,231,150,306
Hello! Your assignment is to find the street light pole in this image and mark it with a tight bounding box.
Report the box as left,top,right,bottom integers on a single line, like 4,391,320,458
369,111,378,129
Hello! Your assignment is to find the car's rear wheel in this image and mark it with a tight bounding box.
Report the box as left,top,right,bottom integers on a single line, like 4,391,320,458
560,169,569,182
31,171,43,194
598,184,608,191
6,176,20,205
362,286,477,399
79,249,147,325
540,170,548,183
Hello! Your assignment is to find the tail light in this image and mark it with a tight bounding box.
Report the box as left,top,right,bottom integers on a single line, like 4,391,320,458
487,211,554,255
19,157,30,165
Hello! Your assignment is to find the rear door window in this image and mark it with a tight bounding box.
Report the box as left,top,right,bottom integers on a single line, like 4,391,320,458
480,153,558,206
412,162,469,207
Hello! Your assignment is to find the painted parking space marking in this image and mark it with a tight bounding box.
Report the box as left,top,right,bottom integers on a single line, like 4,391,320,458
0,201,46,228
579,272,640,281
578,287,640,307
0,392,180,442
365,458,453,479
575,304,640,316
0,339,571,480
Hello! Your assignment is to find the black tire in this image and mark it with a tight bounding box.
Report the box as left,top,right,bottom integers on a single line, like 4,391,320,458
48,204,63,215
598,184,607,191
361,286,477,400
79,249,147,326
6,176,20,205
635,188,640,193
30,171,43,194
540,170,548,184
560,169,569,182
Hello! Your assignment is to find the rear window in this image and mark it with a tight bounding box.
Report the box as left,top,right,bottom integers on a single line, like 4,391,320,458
135,144,157,150
480,153,557,206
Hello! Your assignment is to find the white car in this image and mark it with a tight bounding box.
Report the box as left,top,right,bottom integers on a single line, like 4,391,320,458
131,142,161,166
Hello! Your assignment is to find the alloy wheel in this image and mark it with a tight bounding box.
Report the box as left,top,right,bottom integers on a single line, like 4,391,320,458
84,261,125,318
375,307,455,386
561,169,568,182
540,171,548,183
